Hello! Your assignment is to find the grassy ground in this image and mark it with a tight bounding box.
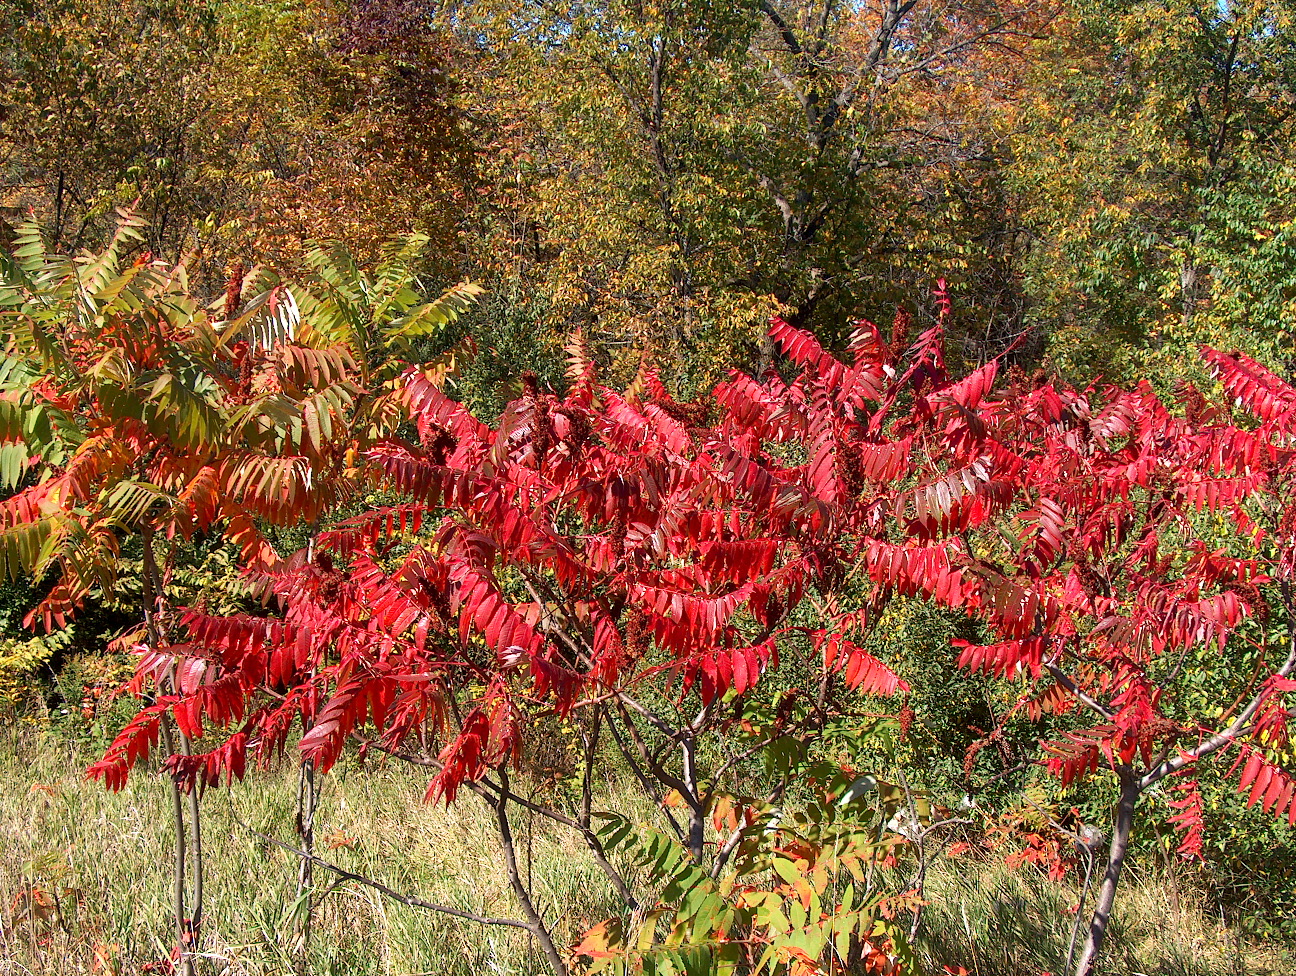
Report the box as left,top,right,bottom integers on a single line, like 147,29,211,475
0,728,622,975
0,727,1292,976
911,857,1291,976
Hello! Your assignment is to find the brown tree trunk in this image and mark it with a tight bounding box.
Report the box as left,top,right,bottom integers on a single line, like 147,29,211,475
144,528,201,976
293,759,320,976
158,713,195,976
1073,767,1140,976
293,531,325,975
493,769,569,976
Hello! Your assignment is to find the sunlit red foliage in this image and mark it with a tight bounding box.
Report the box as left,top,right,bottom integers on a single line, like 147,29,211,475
94,305,1296,886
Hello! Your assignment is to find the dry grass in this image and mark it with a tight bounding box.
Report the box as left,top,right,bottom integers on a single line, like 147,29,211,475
0,729,622,975
1,727,1292,975
911,856,1292,976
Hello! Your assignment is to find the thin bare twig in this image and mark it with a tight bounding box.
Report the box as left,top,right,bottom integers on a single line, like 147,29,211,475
227,805,533,932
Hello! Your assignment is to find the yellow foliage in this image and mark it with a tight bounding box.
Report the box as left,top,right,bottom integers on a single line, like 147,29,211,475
0,631,66,714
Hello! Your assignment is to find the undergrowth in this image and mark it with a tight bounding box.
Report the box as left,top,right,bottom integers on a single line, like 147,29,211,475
0,728,1291,975
0,729,620,975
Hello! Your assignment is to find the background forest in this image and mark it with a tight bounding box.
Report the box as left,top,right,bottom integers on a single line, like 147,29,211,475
2,2,1296,976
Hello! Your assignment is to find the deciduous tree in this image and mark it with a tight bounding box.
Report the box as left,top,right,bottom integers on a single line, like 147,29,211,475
0,212,479,973
452,0,1050,386
82,275,1296,976
1012,0,1296,384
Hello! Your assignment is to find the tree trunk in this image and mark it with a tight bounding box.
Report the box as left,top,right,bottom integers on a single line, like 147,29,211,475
144,527,201,976
1073,767,1140,976
492,769,569,976
293,759,320,976
179,733,203,957
294,530,321,975
158,713,195,976
681,736,705,861
1180,257,1200,333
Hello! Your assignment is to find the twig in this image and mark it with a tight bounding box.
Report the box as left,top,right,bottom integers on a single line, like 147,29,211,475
226,800,534,931
355,732,637,907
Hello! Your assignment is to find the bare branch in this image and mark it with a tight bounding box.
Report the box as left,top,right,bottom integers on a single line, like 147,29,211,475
230,810,534,932
1045,663,1115,722
1142,604,1296,790
357,733,638,905
605,707,685,840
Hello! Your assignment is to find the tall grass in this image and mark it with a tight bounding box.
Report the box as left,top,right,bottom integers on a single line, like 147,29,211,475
910,856,1290,976
1,727,1291,975
0,729,624,975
